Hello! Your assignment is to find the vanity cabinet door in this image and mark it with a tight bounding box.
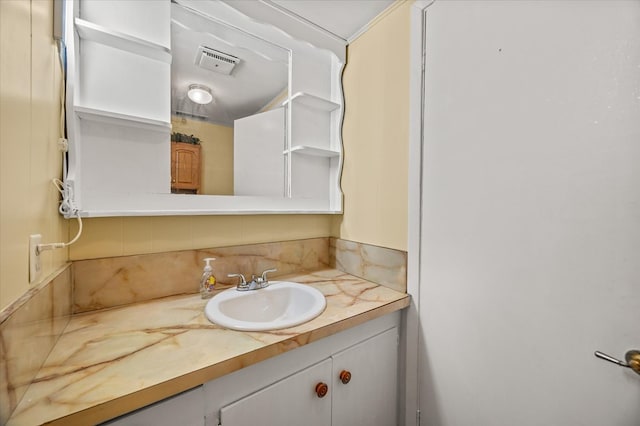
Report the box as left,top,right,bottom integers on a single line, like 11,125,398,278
220,358,332,426
331,327,399,426
101,386,204,426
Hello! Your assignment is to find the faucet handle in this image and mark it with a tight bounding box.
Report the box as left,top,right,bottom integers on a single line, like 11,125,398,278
227,273,247,287
261,268,277,282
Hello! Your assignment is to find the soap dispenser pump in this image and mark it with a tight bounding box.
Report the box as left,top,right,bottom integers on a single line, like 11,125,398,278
200,257,217,299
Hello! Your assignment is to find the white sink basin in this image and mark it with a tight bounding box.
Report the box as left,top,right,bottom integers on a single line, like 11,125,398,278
204,281,326,331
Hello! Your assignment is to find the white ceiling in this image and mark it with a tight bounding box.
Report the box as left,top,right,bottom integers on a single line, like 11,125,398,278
270,0,395,41
171,0,395,126
171,3,288,126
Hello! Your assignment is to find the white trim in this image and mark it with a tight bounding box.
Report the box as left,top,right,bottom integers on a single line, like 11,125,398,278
64,0,82,209
331,59,346,213
260,0,348,43
404,1,435,425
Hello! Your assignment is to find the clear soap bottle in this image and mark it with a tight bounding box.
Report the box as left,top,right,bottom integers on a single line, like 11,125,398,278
200,257,217,299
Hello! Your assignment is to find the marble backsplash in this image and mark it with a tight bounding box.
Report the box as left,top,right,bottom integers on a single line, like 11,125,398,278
72,238,331,313
0,237,406,423
72,237,407,313
0,264,72,425
330,238,407,293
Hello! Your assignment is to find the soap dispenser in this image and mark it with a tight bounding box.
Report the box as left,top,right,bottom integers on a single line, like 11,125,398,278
200,257,217,299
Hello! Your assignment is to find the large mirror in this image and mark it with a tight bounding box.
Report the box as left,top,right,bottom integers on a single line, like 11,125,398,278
170,3,290,197
64,0,345,216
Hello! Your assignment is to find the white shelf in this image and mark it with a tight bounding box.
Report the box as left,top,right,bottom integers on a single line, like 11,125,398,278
282,92,340,112
75,106,171,132
75,18,171,63
285,145,340,158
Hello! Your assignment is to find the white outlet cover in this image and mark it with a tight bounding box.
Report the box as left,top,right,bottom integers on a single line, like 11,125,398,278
29,234,42,284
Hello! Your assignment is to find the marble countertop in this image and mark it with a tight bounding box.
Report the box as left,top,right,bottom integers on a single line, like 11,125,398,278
8,269,409,425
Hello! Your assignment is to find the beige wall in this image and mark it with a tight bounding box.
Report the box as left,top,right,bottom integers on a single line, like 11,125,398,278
68,215,333,260
0,0,69,310
332,2,411,252
171,117,234,195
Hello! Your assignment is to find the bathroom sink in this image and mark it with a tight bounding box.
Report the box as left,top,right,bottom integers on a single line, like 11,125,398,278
204,281,326,331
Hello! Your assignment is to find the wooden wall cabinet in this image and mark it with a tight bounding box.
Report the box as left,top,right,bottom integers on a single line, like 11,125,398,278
171,142,201,194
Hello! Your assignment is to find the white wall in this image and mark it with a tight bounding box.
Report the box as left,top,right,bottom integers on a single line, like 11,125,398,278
417,1,640,425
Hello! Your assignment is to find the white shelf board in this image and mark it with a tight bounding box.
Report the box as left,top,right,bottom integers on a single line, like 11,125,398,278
285,145,340,158
282,92,340,112
75,18,171,63
75,106,171,132
74,192,341,217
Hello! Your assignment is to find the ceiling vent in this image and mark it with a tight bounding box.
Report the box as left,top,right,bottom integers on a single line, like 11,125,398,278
195,46,240,75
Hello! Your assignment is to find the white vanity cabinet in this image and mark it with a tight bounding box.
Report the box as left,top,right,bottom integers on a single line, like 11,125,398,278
205,313,400,426
217,329,398,426
102,313,400,426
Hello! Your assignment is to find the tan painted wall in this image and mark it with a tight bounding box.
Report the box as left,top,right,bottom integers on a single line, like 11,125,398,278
0,0,69,310
171,117,234,195
68,215,333,260
332,1,412,252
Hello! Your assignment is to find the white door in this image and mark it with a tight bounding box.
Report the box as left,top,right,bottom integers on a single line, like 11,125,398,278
234,107,286,196
416,1,640,425
219,358,331,426
332,328,399,426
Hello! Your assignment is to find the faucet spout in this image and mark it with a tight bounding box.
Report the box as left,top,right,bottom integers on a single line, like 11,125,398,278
228,273,249,291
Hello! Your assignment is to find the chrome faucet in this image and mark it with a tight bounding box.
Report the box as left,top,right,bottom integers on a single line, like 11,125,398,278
227,273,248,290
228,268,277,291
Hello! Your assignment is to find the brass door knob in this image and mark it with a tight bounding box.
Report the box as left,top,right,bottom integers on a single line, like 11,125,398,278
315,382,328,398
339,370,352,384
626,350,640,375
595,349,640,376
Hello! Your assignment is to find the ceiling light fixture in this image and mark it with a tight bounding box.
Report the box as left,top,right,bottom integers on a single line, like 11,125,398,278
187,84,213,105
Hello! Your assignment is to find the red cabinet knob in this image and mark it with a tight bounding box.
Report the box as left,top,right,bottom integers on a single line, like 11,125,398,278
339,370,352,384
315,382,329,398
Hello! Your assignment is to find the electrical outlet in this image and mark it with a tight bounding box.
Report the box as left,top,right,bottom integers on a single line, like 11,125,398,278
29,234,42,284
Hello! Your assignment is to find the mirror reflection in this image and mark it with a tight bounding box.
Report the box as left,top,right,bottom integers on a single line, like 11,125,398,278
170,3,290,196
